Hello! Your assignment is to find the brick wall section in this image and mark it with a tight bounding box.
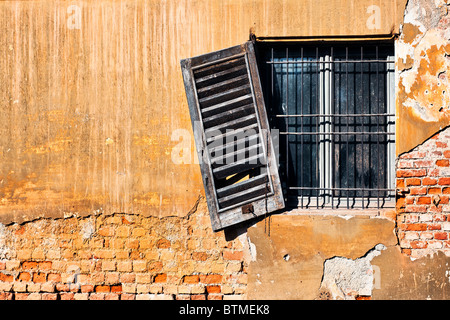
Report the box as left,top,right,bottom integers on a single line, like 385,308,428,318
396,127,450,259
0,198,248,300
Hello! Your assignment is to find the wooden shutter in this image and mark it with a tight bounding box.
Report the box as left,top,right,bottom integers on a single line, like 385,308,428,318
180,41,284,231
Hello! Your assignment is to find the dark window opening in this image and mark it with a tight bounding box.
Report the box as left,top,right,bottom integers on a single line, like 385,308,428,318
256,42,396,210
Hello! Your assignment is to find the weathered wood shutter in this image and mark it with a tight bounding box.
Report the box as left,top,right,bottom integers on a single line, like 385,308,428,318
180,41,284,231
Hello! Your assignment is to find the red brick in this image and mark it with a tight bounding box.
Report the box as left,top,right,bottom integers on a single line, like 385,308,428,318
148,261,163,272
423,178,437,185
38,261,52,270
436,159,450,167
191,294,206,300
397,169,427,178
22,262,38,270
81,285,94,293
444,150,450,158
206,286,221,294
18,272,31,282
428,223,442,230
405,205,427,213
95,285,110,293
429,187,442,194
410,241,428,249
400,151,426,159
0,293,13,300
200,274,222,284
405,223,428,231
223,250,244,261
439,178,450,185
60,293,75,300
409,187,427,195
154,273,167,283
0,262,5,270
47,273,61,282
434,232,448,240
192,252,208,261
443,187,450,194
183,275,199,284
111,285,122,293
417,197,431,205
436,141,448,148
405,178,421,186
397,179,405,188
33,273,46,283
156,238,171,249
414,160,434,168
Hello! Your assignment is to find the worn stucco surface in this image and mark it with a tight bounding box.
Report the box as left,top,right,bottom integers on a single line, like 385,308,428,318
246,215,450,300
0,0,406,224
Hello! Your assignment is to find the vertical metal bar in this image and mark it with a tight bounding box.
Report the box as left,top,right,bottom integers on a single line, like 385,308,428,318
316,47,320,209
300,47,304,209
330,46,334,210
285,47,289,203
360,46,364,209
346,46,349,209
376,45,380,210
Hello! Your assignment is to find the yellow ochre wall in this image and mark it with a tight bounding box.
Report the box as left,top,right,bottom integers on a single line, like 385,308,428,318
0,0,407,223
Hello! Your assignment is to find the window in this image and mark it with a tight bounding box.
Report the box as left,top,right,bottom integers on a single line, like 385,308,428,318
180,41,396,231
257,42,395,210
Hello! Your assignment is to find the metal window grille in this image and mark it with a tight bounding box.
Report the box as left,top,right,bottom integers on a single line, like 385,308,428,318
257,42,396,210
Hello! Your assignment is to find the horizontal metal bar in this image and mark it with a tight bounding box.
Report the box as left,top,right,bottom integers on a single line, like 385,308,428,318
280,131,395,135
266,59,394,64
275,113,395,118
289,187,395,191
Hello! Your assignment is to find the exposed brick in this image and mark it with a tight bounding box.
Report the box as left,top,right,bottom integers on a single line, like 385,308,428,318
434,232,448,240
405,178,421,186
22,261,38,270
436,159,450,167
439,177,450,185
428,187,442,194
183,275,199,284
95,285,110,293
409,187,427,195
423,178,437,185
405,223,428,231
200,274,222,284
111,285,123,293
154,273,167,283
33,273,46,283
223,251,244,261
18,272,31,282
417,197,432,205
397,169,427,178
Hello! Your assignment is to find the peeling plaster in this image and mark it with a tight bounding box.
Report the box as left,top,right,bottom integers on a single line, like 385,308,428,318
318,244,387,300
396,0,450,154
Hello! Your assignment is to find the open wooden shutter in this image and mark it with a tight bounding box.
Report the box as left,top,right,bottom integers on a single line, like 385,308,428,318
180,41,284,231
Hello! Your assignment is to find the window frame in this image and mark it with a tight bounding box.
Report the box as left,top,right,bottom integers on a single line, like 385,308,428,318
256,41,396,211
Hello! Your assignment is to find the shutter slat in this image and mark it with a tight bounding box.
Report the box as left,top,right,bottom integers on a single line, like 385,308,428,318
218,184,271,209
198,84,251,107
195,64,247,86
206,123,259,144
208,133,259,155
212,153,265,180
205,114,257,134
216,174,268,198
211,143,261,168
180,41,284,231
202,102,254,128
197,74,249,98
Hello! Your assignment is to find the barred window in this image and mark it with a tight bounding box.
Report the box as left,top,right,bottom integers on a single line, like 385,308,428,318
257,42,395,210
